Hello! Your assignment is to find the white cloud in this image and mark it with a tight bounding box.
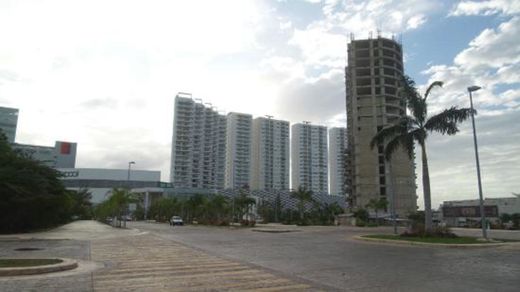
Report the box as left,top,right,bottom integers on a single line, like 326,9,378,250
407,14,427,30
289,26,347,69
422,16,520,115
454,17,520,69
450,0,520,16
285,0,439,81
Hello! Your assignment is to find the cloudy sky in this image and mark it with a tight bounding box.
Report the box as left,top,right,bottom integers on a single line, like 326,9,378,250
1,0,518,208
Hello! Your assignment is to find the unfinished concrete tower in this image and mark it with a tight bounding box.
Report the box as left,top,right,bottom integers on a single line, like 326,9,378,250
345,37,417,217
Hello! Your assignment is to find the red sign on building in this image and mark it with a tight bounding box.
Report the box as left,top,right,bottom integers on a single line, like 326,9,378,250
60,142,71,154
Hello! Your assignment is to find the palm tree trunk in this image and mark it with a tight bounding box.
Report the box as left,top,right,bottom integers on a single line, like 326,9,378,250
421,143,433,232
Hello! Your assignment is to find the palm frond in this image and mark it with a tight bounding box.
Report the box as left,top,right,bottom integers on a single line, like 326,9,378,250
400,75,427,125
370,123,403,149
424,81,443,101
383,137,402,160
425,107,474,135
400,132,416,159
382,131,416,160
410,128,427,146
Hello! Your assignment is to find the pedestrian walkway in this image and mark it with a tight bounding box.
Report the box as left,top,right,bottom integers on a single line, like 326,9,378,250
91,233,316,291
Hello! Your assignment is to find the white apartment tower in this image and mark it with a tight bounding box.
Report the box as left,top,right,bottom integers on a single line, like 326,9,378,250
291,123,328,193
170,93,227,190
225,112,252,189
250,117,290,191
329,127,347,196
345,37,417,216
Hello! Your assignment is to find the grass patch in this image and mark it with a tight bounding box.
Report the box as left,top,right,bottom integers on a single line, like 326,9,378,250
363,234,494,244
0,258,62,268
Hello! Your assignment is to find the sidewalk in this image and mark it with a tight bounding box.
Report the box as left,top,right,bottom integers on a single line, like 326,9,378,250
451,227,520,240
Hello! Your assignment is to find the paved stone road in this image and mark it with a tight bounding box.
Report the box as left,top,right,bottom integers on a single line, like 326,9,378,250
91,233,316,291
0,221,318,291
131,222,520,292
2,221,520,291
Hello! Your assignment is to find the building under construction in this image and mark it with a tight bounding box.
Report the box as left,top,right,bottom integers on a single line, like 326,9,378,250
345,36,417,217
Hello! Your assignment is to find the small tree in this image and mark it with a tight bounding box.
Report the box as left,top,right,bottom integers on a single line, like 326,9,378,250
69,188,93,219
291,186,314,222
353,208,369,225
109,188,136,227
512,213,520,229
206,194,229,224
365,198,388,225
234,192,256,223
500,213,512,224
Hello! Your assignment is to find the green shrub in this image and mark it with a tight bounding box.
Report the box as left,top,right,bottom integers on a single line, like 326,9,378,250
401,224,457,238
353,208,369,222
356,220,366,227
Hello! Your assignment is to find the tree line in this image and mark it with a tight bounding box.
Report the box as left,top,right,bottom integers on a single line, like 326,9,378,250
126,187,343,227
0,132,92,233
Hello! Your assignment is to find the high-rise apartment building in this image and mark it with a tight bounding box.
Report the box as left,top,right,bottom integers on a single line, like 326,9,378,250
250,117,290,191
291,123,328,194
170,93,226,190
329,127,347,196
345,37,417,216
0,106,19,143
225,112,252,189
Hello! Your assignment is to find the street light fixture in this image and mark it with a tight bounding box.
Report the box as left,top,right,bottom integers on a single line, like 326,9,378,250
127,161,135,181
467,85,487,240
124,161,135,228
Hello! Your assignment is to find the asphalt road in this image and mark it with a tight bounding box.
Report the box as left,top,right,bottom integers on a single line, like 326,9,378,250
130,221,520,292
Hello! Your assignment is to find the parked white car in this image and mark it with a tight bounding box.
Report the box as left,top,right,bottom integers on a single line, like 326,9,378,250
169,216,184,226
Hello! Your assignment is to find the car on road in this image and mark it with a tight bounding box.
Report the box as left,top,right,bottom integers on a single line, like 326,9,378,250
170,216,184,226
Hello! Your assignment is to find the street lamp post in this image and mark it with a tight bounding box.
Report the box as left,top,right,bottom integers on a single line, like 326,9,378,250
388,161,398,235
127,161,135,182
467,86,487,240
125,161,135,228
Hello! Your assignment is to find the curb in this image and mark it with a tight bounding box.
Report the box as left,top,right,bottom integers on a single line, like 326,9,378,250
252,229,301,233
0,258,78,276
353,235,519,248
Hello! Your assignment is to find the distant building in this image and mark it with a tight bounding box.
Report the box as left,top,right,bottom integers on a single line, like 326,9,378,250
329,127,347,196
291,123,328,194
441,194,520,227
225,112,252,189
250,116,290,191
59,168,165,205
345,37,417,216
13,141,77,168
170,93,227,191
0,106,19,143
2,106,77,168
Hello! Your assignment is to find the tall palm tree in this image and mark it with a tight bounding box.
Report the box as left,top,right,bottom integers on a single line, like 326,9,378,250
290,186,314,221
371,76,474,232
